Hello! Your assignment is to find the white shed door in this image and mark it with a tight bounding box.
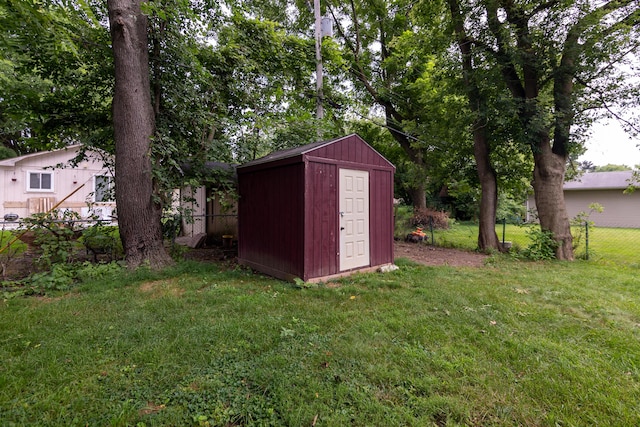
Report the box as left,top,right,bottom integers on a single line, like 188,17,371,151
339,169,370,271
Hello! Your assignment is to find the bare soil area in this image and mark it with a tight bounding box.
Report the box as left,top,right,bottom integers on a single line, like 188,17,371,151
183,241,489,268
394,241,488,267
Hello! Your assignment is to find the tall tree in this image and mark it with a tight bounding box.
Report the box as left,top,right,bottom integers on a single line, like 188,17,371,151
445,0,640,259
107,0,173,268
328,0,466,209
447,0,502,251
200,12,344,162
0,0,113,154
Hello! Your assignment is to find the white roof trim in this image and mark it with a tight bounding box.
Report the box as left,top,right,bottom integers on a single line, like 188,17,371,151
0,144,83,167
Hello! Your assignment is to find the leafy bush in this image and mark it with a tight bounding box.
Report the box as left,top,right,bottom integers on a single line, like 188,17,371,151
162,213,183,242
75,261,124,282
570,202,603,254
410,208,450,230
522,227,558,261
22,261,124,294
28,264,76,291
80,224,123,260
19,210,84,268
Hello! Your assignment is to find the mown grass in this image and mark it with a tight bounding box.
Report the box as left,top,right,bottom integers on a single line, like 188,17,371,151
583,226,640,265
1,257,640,426
420,221,639,265
430,223,530,251
0,230,27,256
395,205,640,266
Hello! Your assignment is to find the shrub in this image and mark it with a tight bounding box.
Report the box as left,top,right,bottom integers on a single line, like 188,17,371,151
570,203,603,253
19,210,84,268
80,224,123,261
76,261,124,282
23,261,125,294
410,208,450,230
522,227,558,261
28,264,76,291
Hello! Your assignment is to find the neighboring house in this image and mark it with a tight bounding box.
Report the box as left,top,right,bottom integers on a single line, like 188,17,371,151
0,145,115,224
176,161,238,242
526,171,639,228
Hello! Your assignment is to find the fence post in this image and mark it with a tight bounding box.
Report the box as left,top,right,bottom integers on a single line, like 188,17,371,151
585,220,589,261
429,216,434,245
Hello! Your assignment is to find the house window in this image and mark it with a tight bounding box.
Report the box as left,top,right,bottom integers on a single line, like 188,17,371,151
28,172,53,191
95,175,114,202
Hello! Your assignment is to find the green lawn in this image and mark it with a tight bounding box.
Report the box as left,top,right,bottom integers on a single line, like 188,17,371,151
426,222,640,265
584,226,640,265
1,257,640,426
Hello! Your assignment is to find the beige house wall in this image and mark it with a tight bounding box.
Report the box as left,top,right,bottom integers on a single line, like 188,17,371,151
527,189,640,228
205,189,237,238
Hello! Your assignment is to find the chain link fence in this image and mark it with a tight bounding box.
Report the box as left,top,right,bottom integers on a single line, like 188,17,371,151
400,213,640,266
570,221,640,265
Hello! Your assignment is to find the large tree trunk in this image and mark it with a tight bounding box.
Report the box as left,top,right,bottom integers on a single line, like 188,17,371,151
532,143,574,260
474,125,501,251
107,0,173,269
407,183,426,210
448,0,501,252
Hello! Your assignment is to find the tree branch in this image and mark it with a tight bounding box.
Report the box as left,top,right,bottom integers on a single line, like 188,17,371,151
485,1,527,99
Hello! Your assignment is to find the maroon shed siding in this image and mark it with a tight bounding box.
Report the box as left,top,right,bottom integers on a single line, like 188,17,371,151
238,134,395,282
238,163,305,279
304,162,338,280
369,169,395,266
307,134,391,167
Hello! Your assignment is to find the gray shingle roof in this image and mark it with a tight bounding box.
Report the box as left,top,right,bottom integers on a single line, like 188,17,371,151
564,171,634,190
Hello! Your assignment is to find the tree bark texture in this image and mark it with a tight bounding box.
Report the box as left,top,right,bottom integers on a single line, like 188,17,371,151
448,0,501,252
482,0,576,259
473,125,501,251
532,142,574,260
107,0,173,269
407,183,427,210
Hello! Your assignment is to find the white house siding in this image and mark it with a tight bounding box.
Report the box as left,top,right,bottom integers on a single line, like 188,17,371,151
179,186,207,236
205,190,238,237
0,145,115,223
174,186,238,239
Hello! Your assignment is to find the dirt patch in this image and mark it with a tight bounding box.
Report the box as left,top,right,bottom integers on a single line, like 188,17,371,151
394,241,488,267
138,402,166,416
1,249,39,282
184,242,489,269
139,279,185,298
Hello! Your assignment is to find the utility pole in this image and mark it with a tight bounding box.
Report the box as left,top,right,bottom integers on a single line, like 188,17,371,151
314,0,324,120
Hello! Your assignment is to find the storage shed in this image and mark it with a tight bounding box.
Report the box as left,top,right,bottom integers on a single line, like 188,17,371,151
237,134,395,282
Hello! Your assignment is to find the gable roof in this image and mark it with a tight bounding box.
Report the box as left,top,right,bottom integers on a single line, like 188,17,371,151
238,134,394,171
0,144,83,167
239,139,334,169
564,171,634,191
